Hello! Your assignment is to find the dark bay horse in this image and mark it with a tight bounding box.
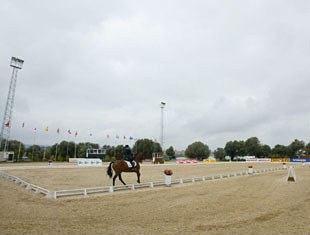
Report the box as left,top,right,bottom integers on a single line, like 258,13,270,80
107,153,142,186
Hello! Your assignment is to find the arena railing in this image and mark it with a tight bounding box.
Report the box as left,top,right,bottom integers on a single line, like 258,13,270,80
0,166,290,199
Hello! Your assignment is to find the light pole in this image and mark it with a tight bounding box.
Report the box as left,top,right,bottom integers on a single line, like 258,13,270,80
0,57,24,153
160,102,166,151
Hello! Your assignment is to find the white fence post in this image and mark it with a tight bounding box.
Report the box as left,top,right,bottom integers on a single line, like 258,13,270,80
47,191,56,199
109,186,114,193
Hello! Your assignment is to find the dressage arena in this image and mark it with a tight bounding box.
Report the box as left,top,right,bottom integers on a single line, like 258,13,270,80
0,162,309,235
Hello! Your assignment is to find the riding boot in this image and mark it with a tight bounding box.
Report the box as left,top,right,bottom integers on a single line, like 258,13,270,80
130,161,134,168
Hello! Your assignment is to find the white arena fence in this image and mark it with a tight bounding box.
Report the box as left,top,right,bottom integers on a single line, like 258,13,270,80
0,171,50,196
0,165,295,199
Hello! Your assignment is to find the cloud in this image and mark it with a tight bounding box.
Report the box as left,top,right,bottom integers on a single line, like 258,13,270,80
0,0,309,151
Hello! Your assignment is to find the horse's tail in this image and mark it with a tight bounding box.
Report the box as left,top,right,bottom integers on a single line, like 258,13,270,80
107,161,114,178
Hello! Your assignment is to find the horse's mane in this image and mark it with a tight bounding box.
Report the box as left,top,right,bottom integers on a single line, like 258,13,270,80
134,153,143,163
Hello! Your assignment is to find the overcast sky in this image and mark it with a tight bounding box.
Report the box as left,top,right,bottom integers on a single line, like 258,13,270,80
0,0,309,151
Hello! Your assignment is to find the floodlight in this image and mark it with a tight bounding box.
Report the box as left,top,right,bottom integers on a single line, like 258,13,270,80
10,57,24,69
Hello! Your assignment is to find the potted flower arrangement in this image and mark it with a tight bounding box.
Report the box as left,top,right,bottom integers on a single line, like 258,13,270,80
248,165,253,174
164,169,173,176
164,169,173,186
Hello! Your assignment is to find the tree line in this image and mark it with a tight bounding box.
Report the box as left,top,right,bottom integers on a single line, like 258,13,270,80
2,137,309,162
1,138,162,162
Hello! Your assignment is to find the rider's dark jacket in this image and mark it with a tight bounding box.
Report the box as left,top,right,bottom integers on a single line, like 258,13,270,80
123,146,133,162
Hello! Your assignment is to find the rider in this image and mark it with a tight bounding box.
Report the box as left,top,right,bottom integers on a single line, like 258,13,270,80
123,145,134,168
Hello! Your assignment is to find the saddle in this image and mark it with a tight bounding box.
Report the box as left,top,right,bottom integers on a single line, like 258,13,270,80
124,160,136,168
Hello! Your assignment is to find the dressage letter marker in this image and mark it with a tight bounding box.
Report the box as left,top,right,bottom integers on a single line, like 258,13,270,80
287,166,296,182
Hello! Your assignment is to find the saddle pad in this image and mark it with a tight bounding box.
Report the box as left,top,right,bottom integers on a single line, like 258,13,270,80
124,160,136,168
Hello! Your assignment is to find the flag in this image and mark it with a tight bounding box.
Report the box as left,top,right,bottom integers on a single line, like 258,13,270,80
22,122,25,128
45,126,49,132
5,122,10,127
129,136,133,140
57,128,60,134
116,135,119,139
75,131,78,137
107,134,110,138
34,128,37,132
68,129,71,134
123,136,126,139
89,133,92,136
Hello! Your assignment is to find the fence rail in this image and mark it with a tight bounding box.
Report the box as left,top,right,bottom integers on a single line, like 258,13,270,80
0,171,49,196
0,167,287,199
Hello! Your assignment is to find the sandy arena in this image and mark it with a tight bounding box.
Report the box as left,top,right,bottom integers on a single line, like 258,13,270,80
0,162,309,235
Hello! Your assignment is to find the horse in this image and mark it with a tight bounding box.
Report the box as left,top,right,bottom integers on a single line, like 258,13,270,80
107,153,143,186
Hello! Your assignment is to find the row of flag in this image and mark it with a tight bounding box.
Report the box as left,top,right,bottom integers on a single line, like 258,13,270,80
5,122,135,140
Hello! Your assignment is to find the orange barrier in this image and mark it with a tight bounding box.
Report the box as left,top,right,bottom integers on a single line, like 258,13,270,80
271,158,290,162
203,159,217,163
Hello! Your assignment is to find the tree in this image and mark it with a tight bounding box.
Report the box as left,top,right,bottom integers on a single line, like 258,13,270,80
102,145,113,158
185,141,210,160
43,146,52,160
305,142,310,155
245,137,261,157
224,140,245,161
76,143,87,158
132,139,162,159
260,144,271,157
165,146,175,159
288,139,305,157
57,141,75,161
114,145,124,156
26,145,43,161
271,144,289,158
214,148,226,160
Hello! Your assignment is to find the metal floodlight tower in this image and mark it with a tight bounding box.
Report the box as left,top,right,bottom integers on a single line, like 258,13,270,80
160,102,166,151
0,57,24,152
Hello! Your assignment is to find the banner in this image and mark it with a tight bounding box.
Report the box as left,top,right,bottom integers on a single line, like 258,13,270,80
176,159,198,164
290,158,310,163
77,158,102,167
246,158,271,163
297,155,310,158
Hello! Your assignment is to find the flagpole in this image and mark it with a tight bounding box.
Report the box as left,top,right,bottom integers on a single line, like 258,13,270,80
3,139,8,153
114,138,116,158
66,133,69,161
66,141,69,161
43,146,46,161
55,128,60,162
55,143,58,162
114,135,117,158
66,130,72,161
74,141,77,158
32,128,37,161
74,131,78,158
43,126,48,161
